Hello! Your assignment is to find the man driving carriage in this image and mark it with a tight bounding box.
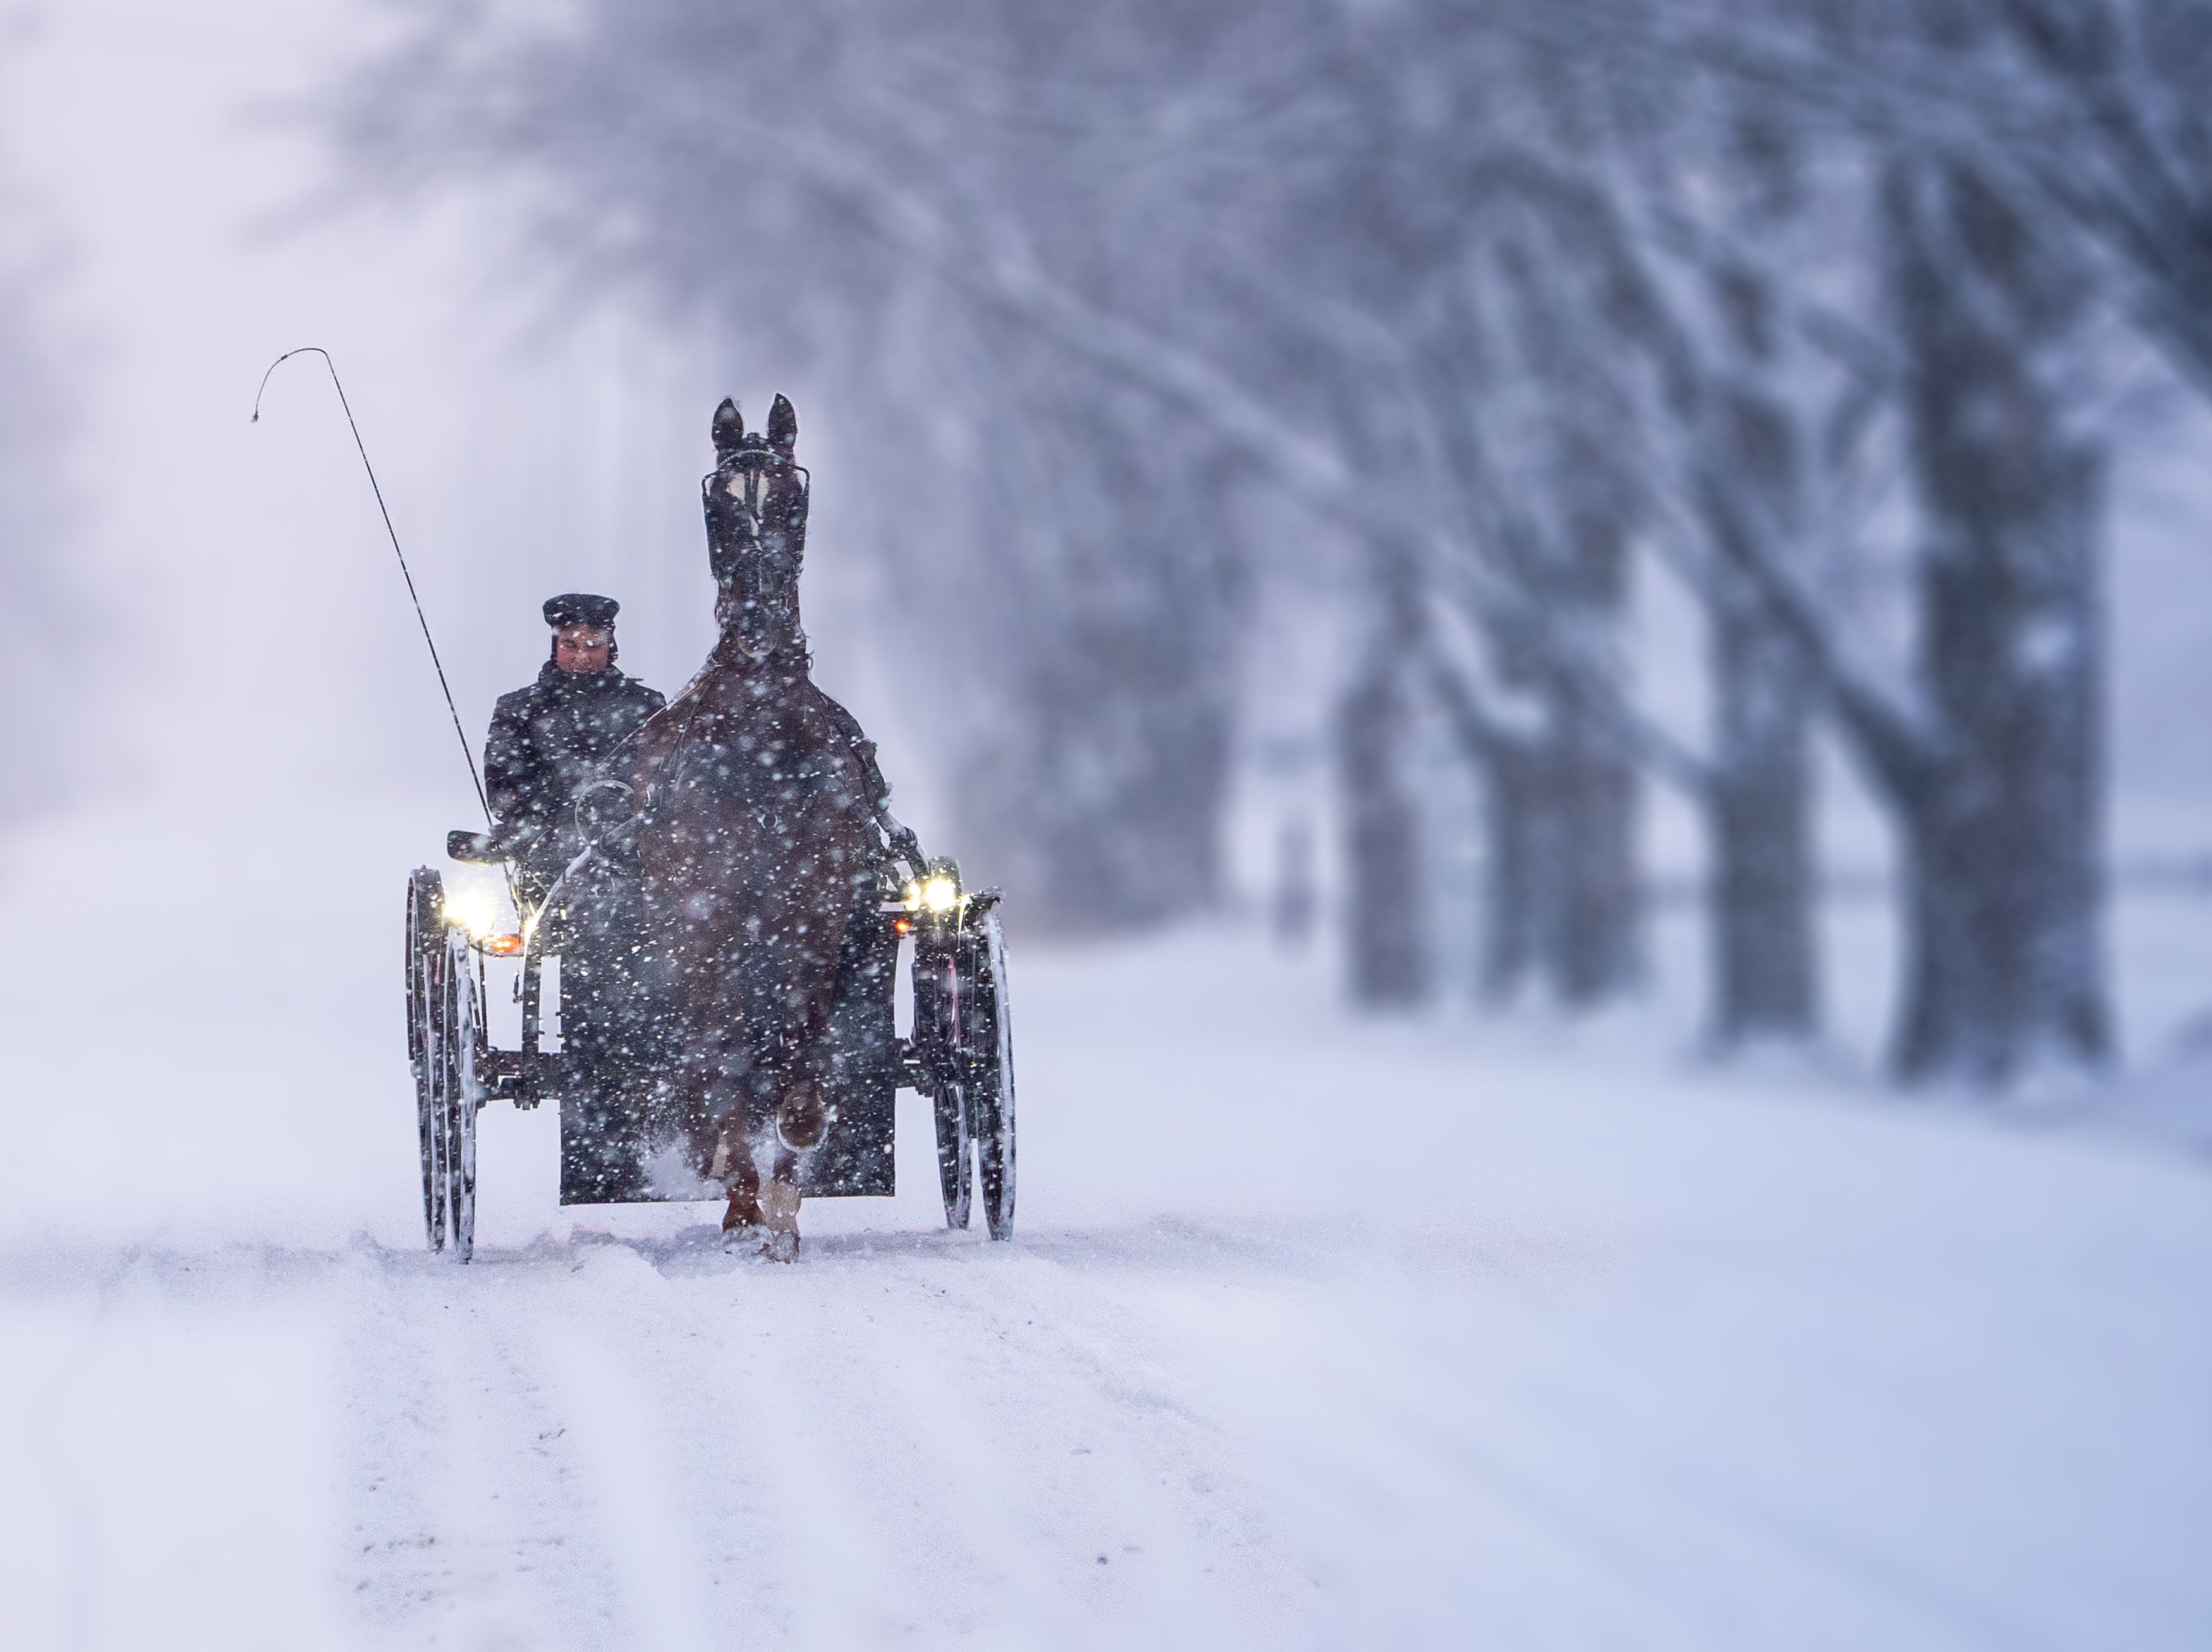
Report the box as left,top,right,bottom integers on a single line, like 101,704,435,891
485,592,665,890
485,592,665,1202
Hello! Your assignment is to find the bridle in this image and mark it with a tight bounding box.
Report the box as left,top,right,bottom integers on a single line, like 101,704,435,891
707,435,810,612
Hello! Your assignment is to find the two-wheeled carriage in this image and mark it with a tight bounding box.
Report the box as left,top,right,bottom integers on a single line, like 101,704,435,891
404,833,1016,1262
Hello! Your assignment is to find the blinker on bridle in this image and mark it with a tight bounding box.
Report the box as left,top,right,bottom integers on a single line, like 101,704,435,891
719,430,810,516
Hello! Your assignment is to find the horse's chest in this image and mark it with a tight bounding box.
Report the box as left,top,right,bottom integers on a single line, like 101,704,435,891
671,705,856,826
692,736,810,811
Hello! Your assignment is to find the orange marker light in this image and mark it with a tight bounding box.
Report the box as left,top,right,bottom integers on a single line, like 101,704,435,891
485,933,525,957
893,918,913,935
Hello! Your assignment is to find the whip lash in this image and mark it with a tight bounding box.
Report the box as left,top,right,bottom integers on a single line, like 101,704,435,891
252,347,495,832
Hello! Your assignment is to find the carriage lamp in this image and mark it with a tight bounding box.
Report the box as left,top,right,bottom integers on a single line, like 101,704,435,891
442,889,499,938
909,874,959,913
442,889,522,954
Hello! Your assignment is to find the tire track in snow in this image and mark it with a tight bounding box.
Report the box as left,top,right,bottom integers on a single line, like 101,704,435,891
587,1234,1030,1644
524,1244,726,1651
550,1230,971,1644
493,1225,1334,1646
830,1262,1292,1647
529,1227,927,1644
340,1241,664,1648
778,1236,1324,1646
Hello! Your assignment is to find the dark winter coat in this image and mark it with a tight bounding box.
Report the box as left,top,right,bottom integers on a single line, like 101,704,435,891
485,659,666,868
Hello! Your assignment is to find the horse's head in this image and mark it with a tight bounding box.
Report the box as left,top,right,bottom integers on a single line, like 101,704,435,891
703,394,809,658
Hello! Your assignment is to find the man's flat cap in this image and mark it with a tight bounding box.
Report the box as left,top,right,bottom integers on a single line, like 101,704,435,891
544,592,620,629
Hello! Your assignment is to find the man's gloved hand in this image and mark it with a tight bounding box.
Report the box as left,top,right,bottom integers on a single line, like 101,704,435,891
573,778,638,847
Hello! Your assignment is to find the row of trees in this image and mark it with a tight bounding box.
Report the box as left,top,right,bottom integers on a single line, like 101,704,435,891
328,0,2212,1086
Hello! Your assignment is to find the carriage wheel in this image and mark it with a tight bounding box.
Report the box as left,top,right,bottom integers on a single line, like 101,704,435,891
406,871,486,1260
934,1084,972,1230
961,911,1016,1241
439,925,485,1262
918,945,971,1229
406,870,448,1251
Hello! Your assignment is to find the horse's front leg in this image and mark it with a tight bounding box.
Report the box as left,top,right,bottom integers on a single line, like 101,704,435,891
715,1117,763,1237
757,1025,823,1263
754,910,852,1261
681,985,763,1239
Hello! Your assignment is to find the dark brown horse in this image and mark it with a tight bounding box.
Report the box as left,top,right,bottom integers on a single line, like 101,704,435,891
628,395,889,1258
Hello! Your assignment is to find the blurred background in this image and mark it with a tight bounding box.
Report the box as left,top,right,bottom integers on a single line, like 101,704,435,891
5,0,2212,1091
3,3,2211,1646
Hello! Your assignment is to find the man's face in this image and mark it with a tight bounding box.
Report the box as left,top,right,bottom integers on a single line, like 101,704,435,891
555,624,612,675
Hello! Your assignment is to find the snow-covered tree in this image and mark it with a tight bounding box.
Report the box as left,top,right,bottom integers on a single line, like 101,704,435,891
1582,0,2120,1078
324,0,2148,1081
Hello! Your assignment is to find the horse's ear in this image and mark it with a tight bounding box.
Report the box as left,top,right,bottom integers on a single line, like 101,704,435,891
712,397,744,459
768,393,798,456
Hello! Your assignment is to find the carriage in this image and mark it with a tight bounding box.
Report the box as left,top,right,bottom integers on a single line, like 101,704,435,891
403,829,1016,1262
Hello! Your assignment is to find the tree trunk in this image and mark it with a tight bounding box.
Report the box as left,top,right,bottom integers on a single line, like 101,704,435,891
1336,552,1430,1008
1547,688,1643,1005
1456,684,1640,1008
1882,157,2112,1083
1706,590,1818,1042
1478,736,1541,999
1485,494,1644,1009
1699,385,1819,1045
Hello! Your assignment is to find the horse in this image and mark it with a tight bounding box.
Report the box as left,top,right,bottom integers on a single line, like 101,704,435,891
626,394,890,1259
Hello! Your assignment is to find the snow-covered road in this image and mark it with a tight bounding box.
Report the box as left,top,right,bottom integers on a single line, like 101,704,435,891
3,803,2208,1649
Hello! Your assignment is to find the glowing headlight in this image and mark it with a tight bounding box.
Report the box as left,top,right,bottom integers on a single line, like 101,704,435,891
442,889,499,940
920,875,960,913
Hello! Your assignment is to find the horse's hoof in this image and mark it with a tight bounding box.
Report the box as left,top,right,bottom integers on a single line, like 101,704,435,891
758,1178,801,1261
760,1178,800,1225
775,1084,830,1151
721,1190,762,1234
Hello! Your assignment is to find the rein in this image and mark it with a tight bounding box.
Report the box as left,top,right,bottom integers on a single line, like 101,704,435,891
523,639,772,945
